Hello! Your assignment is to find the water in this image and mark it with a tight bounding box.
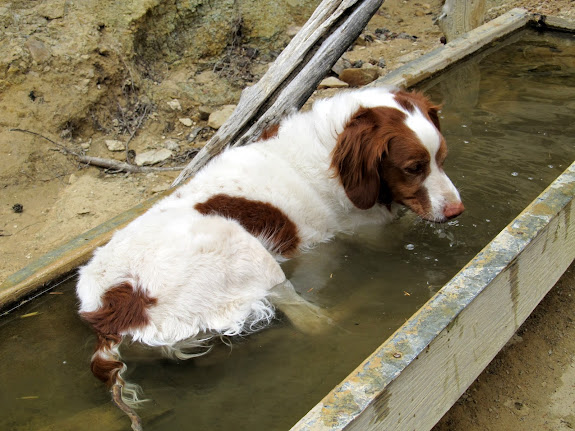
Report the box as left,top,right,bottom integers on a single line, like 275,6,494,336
1,29,575,431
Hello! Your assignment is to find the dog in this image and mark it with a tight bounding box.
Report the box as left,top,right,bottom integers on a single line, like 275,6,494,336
76,87,464,429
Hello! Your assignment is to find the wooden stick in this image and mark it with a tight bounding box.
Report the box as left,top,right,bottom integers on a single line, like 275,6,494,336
10,128,184,173
172,0,384,187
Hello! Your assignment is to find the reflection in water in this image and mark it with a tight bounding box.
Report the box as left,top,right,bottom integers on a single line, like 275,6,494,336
1,30,575,431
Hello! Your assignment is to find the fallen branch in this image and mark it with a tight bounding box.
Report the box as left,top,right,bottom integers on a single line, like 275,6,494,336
10,128,184,173
172,0,384,186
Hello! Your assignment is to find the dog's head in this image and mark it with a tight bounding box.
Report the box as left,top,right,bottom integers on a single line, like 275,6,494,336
331,89,464,222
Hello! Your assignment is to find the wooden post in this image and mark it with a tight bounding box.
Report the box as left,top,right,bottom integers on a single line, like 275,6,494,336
436,0,486,42
172,0,384,187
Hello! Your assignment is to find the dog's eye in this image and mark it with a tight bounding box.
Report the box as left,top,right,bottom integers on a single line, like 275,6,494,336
404,163,425,175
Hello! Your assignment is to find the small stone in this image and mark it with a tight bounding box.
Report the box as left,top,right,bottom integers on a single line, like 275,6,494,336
68,173,78,184
208,105,236,130
79,141,91,150
164,140,180,151
198,106,213,121
318,77,349,89
286,25,302,37
134,149,173,166
12,203,23,213
151,184,171,193
25,38,51,63
167,99,182,111
332,57,353,76
105,139,125,152
179,118,193,127
339,68,379,87
355,34,375,46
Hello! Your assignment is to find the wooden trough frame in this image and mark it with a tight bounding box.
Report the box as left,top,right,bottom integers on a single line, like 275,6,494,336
1,7,574,431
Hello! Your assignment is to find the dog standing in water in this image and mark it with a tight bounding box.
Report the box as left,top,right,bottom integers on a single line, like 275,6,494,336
76,87,464,430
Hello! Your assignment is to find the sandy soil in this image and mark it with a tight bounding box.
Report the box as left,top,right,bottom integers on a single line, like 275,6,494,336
1,0,574,430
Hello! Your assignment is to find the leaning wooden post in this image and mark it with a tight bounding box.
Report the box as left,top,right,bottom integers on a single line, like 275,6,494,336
436,0,486,42
172,0,384,187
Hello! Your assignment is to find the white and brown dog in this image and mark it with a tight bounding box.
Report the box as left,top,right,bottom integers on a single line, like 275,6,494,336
76,87,463,428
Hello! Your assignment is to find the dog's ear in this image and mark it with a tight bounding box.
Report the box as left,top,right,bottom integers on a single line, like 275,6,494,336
331,108,389,210
427,104,441,131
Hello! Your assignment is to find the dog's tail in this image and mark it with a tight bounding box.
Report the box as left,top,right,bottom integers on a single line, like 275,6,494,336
79,281,156,431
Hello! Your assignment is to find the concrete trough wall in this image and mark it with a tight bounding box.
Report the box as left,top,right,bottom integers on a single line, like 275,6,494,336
1,8,574,431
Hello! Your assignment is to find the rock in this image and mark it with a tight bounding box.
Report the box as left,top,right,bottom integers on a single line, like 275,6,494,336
178,117,193,127
355,34,375,46
318,77,349,89
167,99,182,111
195,70,218,85
164,140,180,151
332,57,353,76
134,149,173,166
286,25,302,37
151,183,171,193
338,68,379,87
208,105,236,130
187,126,204,142
198,106,213,121
105,139,125,152
68,173,78,185
25,38,51,63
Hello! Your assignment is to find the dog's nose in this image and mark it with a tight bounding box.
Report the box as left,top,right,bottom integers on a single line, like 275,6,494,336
443,201,465,219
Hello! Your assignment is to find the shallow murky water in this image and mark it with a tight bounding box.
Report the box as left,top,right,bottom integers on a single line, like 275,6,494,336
1,30,575,430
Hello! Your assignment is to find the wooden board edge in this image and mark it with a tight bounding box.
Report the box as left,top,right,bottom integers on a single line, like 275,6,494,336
535,14,575,32
370,8,532,89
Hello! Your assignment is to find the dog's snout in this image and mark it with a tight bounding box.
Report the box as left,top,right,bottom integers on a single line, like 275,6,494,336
443,201,465,219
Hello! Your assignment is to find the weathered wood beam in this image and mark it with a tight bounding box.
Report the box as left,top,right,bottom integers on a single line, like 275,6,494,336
172,0,384,187
371,8,531,89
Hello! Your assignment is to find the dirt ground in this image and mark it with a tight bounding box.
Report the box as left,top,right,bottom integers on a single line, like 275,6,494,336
1,0,574,430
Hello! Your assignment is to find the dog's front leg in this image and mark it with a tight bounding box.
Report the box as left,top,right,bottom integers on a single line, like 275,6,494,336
269,279,336,335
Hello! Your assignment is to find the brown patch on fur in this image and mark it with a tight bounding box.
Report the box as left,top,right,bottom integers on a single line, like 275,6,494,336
394,90,442,131
91,334,124,386
81,282,157,336
258,123,280,141
331,105,436,217
81,283,156,388
195,194,300,256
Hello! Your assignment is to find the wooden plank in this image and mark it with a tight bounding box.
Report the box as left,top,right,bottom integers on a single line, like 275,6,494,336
172,0,384,186
535,13,575,32
370,8,531,89
291,161,575,430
